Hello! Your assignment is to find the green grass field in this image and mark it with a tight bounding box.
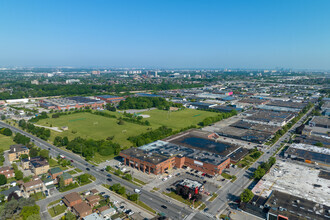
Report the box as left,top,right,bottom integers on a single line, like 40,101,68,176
0,134,15,151
140,109,218,130
36,109,218,148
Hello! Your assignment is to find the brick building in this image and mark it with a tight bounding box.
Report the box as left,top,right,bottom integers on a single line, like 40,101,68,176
23,178,44,195
58,172,73,186
8,144,29,162
95,95,125,104
39,96,105,110
120,139,231,176
63,192,82,207
30,157,49,175
72,201,92,218
49,167,63,179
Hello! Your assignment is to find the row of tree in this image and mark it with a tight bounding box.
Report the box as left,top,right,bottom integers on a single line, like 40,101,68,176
117,97,182,110
54,136,121,161
198,110,237,126
19,120,50,140
128,126,173,147
0,128,12,136
253,157,276,180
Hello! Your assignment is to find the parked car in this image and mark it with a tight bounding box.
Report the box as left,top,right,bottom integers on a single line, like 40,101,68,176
107,174,111,177
107,178,112,182
86,168,90,171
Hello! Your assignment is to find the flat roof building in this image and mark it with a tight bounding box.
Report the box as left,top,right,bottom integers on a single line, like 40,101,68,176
284,143,330,165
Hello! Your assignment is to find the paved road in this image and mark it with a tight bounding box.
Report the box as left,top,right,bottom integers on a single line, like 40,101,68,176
0,121,209,220
206,106,314,216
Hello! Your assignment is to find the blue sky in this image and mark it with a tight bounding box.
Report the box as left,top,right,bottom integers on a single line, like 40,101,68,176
0,0,329,69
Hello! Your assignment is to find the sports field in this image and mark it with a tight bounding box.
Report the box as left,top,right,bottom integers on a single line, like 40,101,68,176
0,135,15,151
36,109,218,148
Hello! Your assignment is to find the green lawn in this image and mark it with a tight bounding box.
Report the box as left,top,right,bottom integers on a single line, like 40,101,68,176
0,134,15,151
31,192,46,201
36,112,151,147
140,109,219,130
48,204,67,217
162,191,202,208
36,109,218,148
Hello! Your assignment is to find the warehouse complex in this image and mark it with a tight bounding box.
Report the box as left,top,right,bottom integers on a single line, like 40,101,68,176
39,96,105,110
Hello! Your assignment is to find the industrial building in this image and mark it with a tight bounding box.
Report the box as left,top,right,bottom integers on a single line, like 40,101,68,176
95,95,125,104
284,143,330,165
39,96,105,110
243,110,295,126
265,100,308,110
252,160,330,206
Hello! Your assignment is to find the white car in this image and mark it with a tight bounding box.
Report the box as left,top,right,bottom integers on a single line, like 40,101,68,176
134,189,141,193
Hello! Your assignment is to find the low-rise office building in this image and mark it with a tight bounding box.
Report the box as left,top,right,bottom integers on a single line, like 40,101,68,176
120,130,234,176
30,157,49,175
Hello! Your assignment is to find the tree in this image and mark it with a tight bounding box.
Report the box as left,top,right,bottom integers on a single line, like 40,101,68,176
0,194,5,203
29,147,40,157
62,137,69,146
20,205,40,220
240,189,254,203
78,174,89,183
117,119,125,125
253,167,266,180
2,128,12,136
59,176,65,189
39,149,49,160
315,142,324,147
0,174,7,185
123,174,132,181
128,193,139,201
15,170,23,180
117,186,126,195
1,115,5,120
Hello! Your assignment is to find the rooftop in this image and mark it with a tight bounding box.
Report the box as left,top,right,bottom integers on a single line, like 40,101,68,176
252,160,330,207
60,172,73,180
73,201,92,215
63,192,82,203
30,157,49,168
9,144,28,154
49,167,62,175
178,179,203,189
266,190,330,220
83,213,103,220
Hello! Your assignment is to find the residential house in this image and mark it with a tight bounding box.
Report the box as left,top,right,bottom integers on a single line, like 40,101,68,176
30,157,49,175
58,172,73,186
0,186,21,201
83,213,103,220
49,167,63,179
8,144,29,162
90,189,99,195
0,166,15,178
63,192,82,207
100,207,116,219
72,201,93,219
86,194,100,207
23,178,44,195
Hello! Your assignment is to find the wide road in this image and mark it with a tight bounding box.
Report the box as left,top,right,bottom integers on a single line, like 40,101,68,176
0,121,210,220
206,105,314,216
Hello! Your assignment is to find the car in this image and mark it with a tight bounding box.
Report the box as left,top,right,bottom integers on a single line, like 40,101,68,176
113,200,118,204
48,148,51,150
70,160,74,162
204,208,209,212
203,180,207,183
161,205,167,209
125,209,131,214
92,165,95,168
134,189,141,193
107,174,111,177
86,168,90,171
175,173,180,176
194,170,198,173
100,192,106,195
202,173,206,176
101,169,104,172
107,178,112,182
96,169,100,171
45,191,49,196
128,211,134,216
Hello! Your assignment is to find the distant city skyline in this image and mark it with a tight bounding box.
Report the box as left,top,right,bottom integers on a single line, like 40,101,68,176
0,0,330,69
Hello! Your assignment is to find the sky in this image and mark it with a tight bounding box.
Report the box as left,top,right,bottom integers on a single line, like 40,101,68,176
0,0,330,69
